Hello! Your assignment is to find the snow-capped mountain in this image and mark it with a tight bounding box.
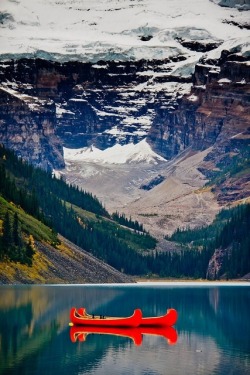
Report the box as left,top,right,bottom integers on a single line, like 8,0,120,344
64,139,166,165
0,0,249,237
0,0,249,63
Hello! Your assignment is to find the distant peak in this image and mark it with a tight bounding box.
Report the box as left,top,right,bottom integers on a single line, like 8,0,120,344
63,139,167,165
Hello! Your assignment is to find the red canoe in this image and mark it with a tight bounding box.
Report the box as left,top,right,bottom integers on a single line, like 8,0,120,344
70,307,142,327
140,308,178,327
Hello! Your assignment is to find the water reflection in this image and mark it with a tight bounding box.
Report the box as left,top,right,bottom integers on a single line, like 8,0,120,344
0,284,249,375
70,326,178,346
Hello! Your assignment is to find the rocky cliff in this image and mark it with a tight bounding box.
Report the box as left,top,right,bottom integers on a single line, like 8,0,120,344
148,51,250,158
0,49,249,189
0,82,64,170
0,57,191,159
148,51,250,203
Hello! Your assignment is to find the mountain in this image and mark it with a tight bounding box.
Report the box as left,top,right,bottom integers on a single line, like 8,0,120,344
0,0,249,280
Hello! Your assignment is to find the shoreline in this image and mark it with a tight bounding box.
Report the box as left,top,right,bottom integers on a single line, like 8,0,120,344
135,277,250,283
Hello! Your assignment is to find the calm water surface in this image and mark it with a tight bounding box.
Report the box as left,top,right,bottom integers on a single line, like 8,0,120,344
0,282,249,375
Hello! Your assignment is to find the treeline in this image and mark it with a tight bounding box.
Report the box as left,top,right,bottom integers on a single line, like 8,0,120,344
213,204,250,279
0,211,34,265
157,204,250,279
146,247,212,279
112,211,145,232
0,146,108,218
0,145,155,274
167,207,233,247
1,144,248,279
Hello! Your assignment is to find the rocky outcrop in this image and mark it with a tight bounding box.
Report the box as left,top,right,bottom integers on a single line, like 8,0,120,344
206,247,230,280
140,174,165,191
148,52,250,159
147,52,250,204
0,85,64,170
214,0,250,11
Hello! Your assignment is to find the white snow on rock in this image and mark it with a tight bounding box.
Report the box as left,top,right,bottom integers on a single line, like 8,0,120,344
0,84,49,110
0,0,249,63
63,139,166,165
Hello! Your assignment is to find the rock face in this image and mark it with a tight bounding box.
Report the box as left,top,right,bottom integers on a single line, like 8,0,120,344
0,51,249,181
148,52,250,160
0,84,64,170
213,0,250,11
0,57,191,168
147,51,250,204
206,247,230,280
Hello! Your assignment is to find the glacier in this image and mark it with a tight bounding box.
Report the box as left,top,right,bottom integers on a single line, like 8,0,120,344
0,0,249,64
63,139,167,165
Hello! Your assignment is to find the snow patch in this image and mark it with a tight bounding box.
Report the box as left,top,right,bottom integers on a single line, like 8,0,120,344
63,139,166,165
218,78,232,83
56,105,74,117
0,85,49,110
187,94,199,102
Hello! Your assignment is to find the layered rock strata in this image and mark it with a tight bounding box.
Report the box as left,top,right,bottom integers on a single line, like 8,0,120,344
0,56,190,167
0,85,64,170
148,52,250,160
0,51,249,178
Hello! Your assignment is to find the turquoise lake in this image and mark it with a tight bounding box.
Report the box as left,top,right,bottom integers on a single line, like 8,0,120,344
0,282,249,375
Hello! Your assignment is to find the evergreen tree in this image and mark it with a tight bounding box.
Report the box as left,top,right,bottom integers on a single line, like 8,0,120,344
25,236,35,266
13,212,21,247
2,211,13,252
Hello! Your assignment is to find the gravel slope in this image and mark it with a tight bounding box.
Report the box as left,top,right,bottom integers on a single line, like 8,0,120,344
0,235,134,284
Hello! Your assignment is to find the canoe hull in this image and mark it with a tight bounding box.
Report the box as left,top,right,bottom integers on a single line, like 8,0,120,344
140,308,177,327
70,307,142,327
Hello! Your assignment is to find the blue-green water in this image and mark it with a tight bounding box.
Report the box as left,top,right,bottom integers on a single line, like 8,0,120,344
0,282,249,375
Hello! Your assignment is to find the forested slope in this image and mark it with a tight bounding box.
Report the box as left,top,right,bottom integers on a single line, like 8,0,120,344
0,145,155,281
1,145,248,281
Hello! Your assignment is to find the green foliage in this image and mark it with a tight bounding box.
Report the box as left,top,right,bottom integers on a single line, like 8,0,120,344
0,197,59,245
0,145,108,218
206,147,250,187
161,204,250,279
0,210,34,265
168,206,244,247
0,143,248,279
214,204,250,279
0,145,157,274
112,212,145,232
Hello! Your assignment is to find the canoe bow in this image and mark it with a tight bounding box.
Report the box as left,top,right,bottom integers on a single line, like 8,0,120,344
70,307,142,327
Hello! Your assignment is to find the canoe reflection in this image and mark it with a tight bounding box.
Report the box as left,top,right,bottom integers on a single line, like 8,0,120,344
70,325,178,346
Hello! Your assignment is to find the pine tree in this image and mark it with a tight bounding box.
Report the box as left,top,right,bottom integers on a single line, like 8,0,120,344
25,236,35,266
13,212,21,247
2,211,13,252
